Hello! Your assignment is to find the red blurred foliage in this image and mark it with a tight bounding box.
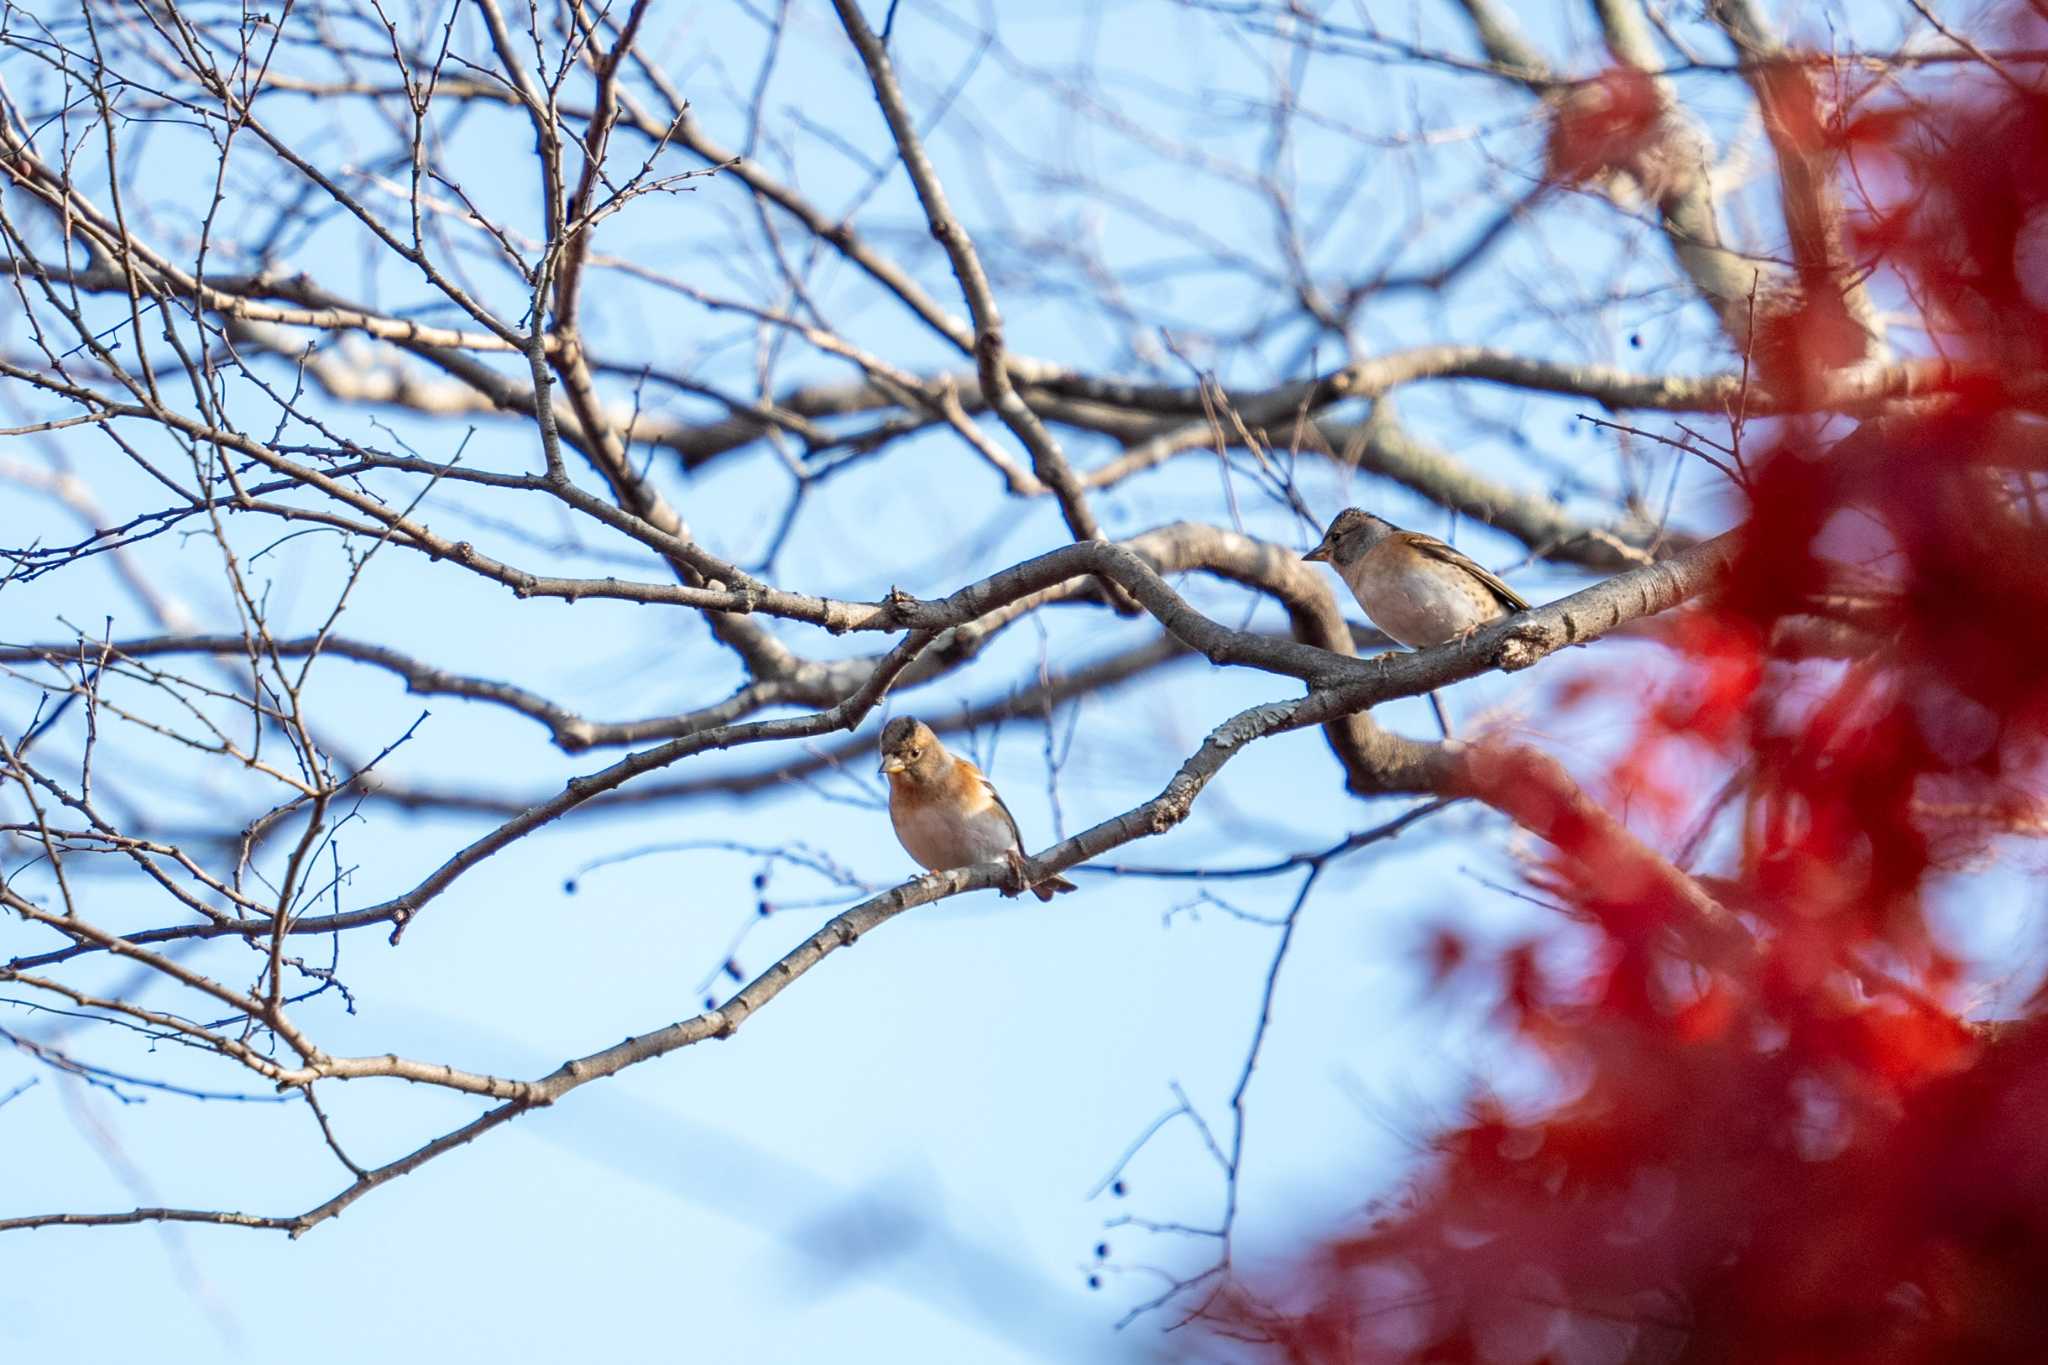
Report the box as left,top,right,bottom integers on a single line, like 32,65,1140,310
1210,45,2048,1365
1545,69,1664,186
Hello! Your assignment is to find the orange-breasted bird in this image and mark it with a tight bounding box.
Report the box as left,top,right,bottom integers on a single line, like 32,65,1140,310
878,716,1077,902
1302,508,1529,647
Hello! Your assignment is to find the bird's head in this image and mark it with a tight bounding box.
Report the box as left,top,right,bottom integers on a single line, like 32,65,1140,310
1303,508,1394,567
878,716,946,781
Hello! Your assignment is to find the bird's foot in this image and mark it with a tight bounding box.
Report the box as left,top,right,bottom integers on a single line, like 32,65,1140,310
1000,848,1030,898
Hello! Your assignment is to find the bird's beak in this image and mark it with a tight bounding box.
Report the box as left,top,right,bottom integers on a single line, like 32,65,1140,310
1302,540,1332,563
879,755,906,775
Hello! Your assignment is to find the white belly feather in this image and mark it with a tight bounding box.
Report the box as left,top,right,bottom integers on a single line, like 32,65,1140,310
1341,556,1503,648
889,785,1020,872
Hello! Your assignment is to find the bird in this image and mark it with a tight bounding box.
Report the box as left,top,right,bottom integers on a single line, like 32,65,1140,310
1302,508,1530,648
877,716,1078,902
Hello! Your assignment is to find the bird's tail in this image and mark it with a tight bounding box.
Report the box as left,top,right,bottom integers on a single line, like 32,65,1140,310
1031,875,1079,903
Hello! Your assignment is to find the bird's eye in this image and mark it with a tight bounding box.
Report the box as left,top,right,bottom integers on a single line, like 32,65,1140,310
908,747,921,759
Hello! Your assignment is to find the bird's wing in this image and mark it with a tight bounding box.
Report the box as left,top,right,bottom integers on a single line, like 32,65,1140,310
956,757,1026,849
1397,532,1530,612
